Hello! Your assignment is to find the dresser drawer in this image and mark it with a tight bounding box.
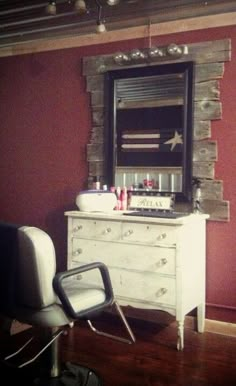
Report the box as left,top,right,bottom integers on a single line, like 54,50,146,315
111,270,176,306
71,218,122,241
71,239,176,275
71,265,176,307
71,218,96,238
93,220,122,241
121,223,177,245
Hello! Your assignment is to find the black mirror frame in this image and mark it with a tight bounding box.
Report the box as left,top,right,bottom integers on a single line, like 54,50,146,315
104,61,195,202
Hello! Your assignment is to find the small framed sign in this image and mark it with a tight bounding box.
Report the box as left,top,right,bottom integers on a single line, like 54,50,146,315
129,194,174,211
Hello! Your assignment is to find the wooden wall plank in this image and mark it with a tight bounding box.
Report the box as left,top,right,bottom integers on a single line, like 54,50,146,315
90,126,104,143
194,101,222,120
193,161,215,179
86,75,104,92
193,120,211,140
201,199,230,221
195,63,225,82
88,161,104,177
200,179,223,200
87,143,104,162
91,92,104,107
193,141,217,162
92,108,104,126
195,80,220,101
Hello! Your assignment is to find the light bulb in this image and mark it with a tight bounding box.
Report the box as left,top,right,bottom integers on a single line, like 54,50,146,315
96,22,106,33
148,47,164,58
130,49,145,60
107,0,120,5
167,44,182,56
46,1,57,15
74,0,87,13
114,52,129,64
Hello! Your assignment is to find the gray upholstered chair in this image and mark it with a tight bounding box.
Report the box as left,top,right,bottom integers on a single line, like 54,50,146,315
0,223,135,385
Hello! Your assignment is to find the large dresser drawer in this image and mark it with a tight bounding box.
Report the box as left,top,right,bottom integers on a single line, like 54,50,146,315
71,265,176,307
71,239,176,275
110,270,176,306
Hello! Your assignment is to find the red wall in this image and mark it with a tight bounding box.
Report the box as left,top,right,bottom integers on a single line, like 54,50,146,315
0,25,235,323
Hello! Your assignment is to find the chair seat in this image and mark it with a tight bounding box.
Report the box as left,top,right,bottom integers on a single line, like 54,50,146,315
58,280,106,314
12,282,106,328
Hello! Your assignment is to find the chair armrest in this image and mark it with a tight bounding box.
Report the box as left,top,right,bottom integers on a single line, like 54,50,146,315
53,262,114,319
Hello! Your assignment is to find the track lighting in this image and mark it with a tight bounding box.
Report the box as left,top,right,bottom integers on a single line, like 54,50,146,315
45,0,121,33
107,0,120,5
96,21,106,33
74,0,87,13
46,1,57,15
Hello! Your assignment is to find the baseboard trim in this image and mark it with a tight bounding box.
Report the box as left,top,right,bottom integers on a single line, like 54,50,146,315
202,318,236,337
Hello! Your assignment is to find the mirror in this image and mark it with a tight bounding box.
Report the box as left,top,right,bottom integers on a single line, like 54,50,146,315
105,61,194,201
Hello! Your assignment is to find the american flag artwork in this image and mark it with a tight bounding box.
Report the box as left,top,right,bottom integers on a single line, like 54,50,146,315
121,129,183,152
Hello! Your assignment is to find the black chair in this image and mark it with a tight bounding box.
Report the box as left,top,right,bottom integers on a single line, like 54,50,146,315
0,223,135,385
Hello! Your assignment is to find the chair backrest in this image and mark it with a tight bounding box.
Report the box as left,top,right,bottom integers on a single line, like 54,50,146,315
17,226,57,309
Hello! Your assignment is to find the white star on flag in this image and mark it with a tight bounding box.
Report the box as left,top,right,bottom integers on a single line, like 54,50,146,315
164,130,183,151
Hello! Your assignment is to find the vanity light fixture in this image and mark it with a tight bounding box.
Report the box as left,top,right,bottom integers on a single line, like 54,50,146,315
113,44,189,65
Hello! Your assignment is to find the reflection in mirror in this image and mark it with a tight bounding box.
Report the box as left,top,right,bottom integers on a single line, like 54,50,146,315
105,61,194,201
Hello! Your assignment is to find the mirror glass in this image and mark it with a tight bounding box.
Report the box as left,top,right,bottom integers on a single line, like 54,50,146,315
105,61,194,201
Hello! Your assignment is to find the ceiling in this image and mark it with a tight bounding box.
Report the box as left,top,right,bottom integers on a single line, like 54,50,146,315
0,0,235,50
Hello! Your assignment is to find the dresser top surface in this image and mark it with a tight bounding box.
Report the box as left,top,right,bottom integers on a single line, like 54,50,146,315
65,210,209,225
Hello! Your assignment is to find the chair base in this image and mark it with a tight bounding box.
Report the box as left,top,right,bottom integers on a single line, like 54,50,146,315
0,360,101,386
34,362,102,386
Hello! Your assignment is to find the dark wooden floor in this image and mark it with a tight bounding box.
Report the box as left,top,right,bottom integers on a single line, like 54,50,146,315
1,312,236,386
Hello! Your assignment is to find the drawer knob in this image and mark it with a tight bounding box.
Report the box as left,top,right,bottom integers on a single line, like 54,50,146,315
73,248,82,256
103,227,112,234
124,229,133,237
156,233,167,241
73,225,82,232
77,274,83,280
156,287,167,297
156,258,168,267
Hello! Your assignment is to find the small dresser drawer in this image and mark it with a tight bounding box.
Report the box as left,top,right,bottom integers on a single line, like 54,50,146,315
71,218,122,241
71,218,96,239
94,220,122,241
121,222,177,245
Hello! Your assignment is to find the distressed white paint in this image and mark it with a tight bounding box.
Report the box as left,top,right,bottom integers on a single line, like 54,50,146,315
65,211,209,350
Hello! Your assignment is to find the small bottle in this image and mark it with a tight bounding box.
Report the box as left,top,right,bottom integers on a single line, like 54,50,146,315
92,176,100,190
110,186,118,210
127,186,133,209
120,187,128,210
116,186,121,210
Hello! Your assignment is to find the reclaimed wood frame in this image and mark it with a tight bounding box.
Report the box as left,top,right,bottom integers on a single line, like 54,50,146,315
83,38,231,221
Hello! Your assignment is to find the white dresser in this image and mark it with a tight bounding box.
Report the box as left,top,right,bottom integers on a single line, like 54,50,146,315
65,211,208,350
